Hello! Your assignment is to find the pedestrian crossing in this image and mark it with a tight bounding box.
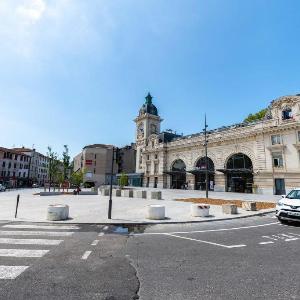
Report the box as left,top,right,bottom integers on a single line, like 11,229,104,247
0,223,78,280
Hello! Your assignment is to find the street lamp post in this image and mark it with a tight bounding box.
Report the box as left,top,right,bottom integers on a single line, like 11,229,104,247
204,114,209,199
108,147,115,219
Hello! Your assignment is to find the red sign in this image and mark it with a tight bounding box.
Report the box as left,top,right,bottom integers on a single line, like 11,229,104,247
85,160,93,165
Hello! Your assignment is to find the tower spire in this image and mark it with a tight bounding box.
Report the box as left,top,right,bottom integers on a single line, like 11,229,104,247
145,92,153,104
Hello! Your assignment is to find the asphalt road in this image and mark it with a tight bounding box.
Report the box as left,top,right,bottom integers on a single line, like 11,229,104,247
0,214,299,299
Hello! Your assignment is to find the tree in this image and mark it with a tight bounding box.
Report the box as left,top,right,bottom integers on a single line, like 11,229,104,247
70,169,85,188
119,172,128,189
47,146,60,192
62,145,71,180
244,108,268,123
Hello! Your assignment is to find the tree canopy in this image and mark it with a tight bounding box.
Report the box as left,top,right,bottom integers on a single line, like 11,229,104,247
243,108,267,123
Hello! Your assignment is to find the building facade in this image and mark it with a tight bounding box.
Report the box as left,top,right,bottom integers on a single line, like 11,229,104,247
0,147,30,187
73,144,136,187
135,93,300,195
13,148,49,185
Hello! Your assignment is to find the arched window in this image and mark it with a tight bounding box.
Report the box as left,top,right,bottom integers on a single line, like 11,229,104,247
282,107,292,120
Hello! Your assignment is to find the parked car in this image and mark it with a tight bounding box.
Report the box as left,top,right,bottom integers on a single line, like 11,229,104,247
276,188,300,223
0,184,6,192
32,183,39,188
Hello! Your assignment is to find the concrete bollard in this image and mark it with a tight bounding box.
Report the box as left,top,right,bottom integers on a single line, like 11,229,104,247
47,204,69,221
242,201,257,211
190,204,210,217
134,190,147,199
101,189,110,196
122,190,134,198
222,204,238,215
151,191,162,200
147,205,165,220
112,189,122,197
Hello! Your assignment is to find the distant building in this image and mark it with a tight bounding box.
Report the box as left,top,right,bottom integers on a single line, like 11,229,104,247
0,147,30,187
73,143,136,187
134,93,300,195
13,147,49,185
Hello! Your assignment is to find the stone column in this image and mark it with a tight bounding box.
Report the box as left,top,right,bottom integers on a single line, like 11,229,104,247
186,174,195,190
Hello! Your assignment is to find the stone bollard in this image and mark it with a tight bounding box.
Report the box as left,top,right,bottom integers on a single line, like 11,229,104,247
191,204,210,217
242,201,257,211
134,190,147,199
151,191,162,200
47,204,69,221
147,205,165,220
112,189,122,197
222,204,238,215
122,190,134,198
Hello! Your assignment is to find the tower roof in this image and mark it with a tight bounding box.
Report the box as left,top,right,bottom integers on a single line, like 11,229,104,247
139,92,158,116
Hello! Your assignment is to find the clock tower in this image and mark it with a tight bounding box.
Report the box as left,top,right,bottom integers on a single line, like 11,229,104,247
134,93,162,173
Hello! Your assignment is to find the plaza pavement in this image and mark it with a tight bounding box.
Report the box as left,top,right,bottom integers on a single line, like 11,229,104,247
0,188,279,224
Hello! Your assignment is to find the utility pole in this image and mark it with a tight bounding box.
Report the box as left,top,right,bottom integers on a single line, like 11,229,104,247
204,114,209,199
108,147,117,219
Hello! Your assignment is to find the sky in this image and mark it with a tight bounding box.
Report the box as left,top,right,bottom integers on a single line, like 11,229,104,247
1,0,300,158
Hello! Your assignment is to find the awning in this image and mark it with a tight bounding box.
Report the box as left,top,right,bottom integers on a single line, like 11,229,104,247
216,168,253,174
187,168,215,175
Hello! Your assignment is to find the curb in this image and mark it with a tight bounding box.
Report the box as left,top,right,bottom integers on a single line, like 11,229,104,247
9,209,276,226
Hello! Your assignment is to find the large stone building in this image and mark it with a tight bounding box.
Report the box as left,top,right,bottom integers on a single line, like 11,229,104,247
134,93,300,195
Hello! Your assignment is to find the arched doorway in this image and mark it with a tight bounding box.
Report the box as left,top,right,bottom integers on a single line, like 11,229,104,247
225,153,253,193
170,159,186,189
192,157,215,190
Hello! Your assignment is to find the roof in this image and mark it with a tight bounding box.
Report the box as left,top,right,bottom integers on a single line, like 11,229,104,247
0,147,31,156
139,93,158,116
83,144,114,149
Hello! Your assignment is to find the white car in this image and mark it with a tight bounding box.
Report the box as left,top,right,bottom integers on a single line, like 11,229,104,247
276,188,300,222
0,184,6,192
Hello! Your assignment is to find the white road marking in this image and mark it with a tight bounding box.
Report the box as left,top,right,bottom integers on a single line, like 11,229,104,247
0,238,63,245
0,231,74,237
280,234,296,239
0,266,29,279
3,225,79,230
262,236,278,241
98,232,104,237
288,232,300,237
259,241,274,245
133,222,279,236
165,233,246,249
0,249,49,258
285,238,299,242
81,251,92,260
103,226,109,231
91,240,99,246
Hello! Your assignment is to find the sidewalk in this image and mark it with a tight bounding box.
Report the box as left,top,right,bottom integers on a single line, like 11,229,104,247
0,188,277,224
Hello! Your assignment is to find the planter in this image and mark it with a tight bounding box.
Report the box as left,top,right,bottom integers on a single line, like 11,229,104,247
190,204,210,217
47,204,69,221
147,205,165,220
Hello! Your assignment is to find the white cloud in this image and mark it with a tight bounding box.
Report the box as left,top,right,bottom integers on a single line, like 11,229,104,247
16,0,46,24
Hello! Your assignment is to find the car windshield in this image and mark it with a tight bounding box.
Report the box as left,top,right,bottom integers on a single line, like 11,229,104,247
286,190,300,199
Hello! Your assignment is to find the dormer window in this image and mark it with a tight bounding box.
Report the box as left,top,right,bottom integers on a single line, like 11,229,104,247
282,107,292,120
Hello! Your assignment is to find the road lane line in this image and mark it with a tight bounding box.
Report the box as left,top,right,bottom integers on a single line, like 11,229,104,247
81,251,92,260
98,233,104,237
0,249,49,258
285,238,299,242
3,225,79,230
0,231,74,237
165,234,246,249
133,222,279,236
259,241,274,245
91,240,99,246
0,266,29,279
0,238,63,245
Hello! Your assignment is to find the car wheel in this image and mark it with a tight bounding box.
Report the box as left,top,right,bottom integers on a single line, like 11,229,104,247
277,217,288,224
